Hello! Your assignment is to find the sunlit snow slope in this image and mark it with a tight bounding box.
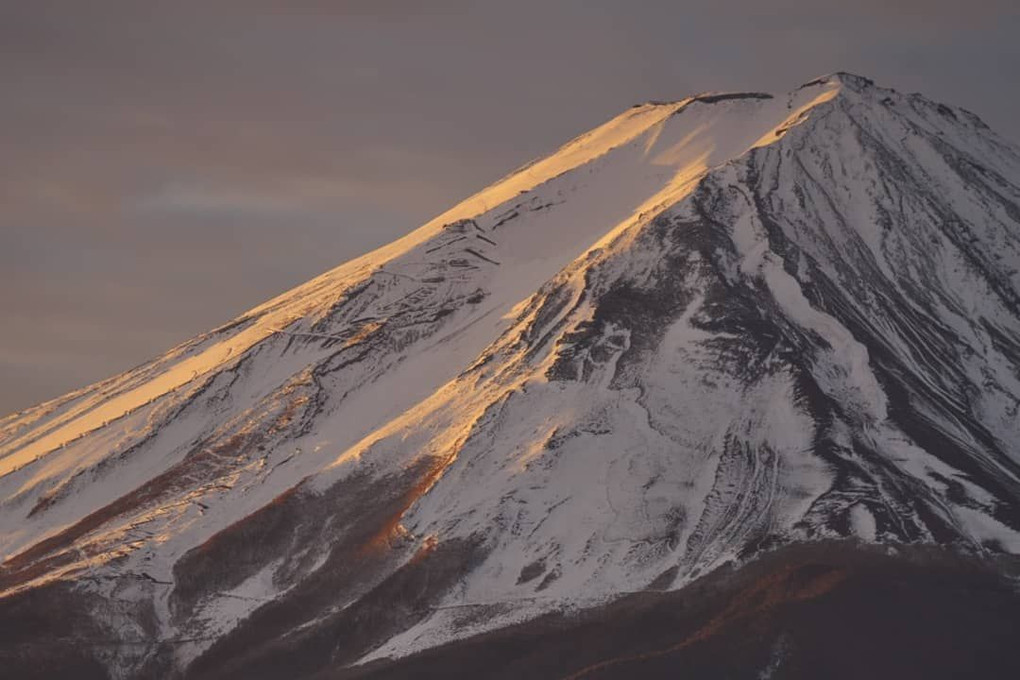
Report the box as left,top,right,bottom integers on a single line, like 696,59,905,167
3,73,1020,679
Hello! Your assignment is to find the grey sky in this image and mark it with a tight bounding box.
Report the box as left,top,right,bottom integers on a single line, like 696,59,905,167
2,1,1019,417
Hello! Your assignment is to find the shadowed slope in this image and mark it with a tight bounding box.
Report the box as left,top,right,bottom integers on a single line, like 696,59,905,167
333,543,1020,680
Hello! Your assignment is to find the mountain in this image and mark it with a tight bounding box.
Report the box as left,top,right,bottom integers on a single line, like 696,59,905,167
4,72,1020,679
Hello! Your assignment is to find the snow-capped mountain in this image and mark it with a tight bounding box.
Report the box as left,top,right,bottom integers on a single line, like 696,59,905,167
4,72,1020,679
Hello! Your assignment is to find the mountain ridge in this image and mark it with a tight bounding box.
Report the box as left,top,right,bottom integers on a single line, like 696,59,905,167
3,72,1020,678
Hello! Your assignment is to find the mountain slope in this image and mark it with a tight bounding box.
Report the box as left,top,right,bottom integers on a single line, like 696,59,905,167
3,73,1020,679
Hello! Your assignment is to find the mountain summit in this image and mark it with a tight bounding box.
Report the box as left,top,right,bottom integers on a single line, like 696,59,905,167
4,73,1020,678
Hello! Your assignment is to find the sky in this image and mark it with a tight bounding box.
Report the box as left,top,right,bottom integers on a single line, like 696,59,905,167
2,0,1020,417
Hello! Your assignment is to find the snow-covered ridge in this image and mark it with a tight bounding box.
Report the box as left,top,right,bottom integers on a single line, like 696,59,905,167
3,73,1020,678
0,74,840,543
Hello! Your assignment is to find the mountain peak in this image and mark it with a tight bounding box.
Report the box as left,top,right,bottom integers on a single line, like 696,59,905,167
801,70,877,90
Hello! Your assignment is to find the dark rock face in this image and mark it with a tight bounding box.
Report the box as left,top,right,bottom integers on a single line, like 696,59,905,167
5,545,1020,680
0,583,115,680
337,544,1020,680
3,73,1020,678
